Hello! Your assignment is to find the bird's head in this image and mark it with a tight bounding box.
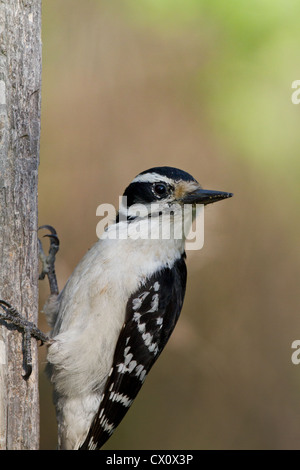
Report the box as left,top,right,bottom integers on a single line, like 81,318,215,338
112,167,233,245
120,166,232,216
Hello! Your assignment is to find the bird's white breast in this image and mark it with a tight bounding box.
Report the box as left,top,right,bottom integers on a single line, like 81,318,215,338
46,221,185,400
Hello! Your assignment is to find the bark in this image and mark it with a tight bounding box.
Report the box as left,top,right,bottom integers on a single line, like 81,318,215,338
0,0,42,450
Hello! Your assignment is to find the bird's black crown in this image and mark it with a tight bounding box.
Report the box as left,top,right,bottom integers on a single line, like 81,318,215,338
138,166,197,183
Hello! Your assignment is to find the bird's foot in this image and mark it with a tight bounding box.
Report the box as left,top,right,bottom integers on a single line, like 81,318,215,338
0,300,51,380
39,225,60,296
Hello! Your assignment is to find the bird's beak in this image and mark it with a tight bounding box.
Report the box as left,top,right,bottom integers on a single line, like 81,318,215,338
183,188,233,205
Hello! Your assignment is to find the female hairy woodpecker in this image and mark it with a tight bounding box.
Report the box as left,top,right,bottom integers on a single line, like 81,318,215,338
0,166,232,450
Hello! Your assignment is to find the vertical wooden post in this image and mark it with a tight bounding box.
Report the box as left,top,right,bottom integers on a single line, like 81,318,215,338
0,0,42,449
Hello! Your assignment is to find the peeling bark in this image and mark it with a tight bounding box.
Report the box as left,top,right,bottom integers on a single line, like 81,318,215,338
0,0,41,450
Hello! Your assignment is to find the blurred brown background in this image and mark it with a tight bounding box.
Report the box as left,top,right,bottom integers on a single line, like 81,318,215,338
38,0,300,449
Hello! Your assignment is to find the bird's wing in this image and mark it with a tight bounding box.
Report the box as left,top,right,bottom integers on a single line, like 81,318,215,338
79,255,187,450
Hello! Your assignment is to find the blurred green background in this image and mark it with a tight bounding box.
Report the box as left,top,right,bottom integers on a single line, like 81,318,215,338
38,0,300,449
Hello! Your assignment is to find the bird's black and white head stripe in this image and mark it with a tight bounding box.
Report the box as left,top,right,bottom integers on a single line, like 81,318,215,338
79,255,187,450
138,166,197,182
116,167,232,228
122,166,198,209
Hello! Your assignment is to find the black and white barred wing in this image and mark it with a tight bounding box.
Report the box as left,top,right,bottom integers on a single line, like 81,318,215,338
79,256,187,450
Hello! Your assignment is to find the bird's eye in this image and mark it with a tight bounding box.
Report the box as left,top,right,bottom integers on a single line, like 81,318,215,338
153,183,168,197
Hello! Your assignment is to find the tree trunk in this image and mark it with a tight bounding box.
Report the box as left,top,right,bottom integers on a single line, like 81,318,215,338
0,0,42,450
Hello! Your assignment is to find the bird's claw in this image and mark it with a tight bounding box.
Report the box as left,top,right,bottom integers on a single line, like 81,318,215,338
38,225,60,295
0,226,59,380
0,300,50,380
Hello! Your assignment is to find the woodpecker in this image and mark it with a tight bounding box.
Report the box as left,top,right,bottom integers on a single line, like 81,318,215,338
0,166,233,450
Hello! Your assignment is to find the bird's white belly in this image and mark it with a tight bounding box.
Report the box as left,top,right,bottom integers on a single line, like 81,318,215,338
45,232,184,448
46,234,184,398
